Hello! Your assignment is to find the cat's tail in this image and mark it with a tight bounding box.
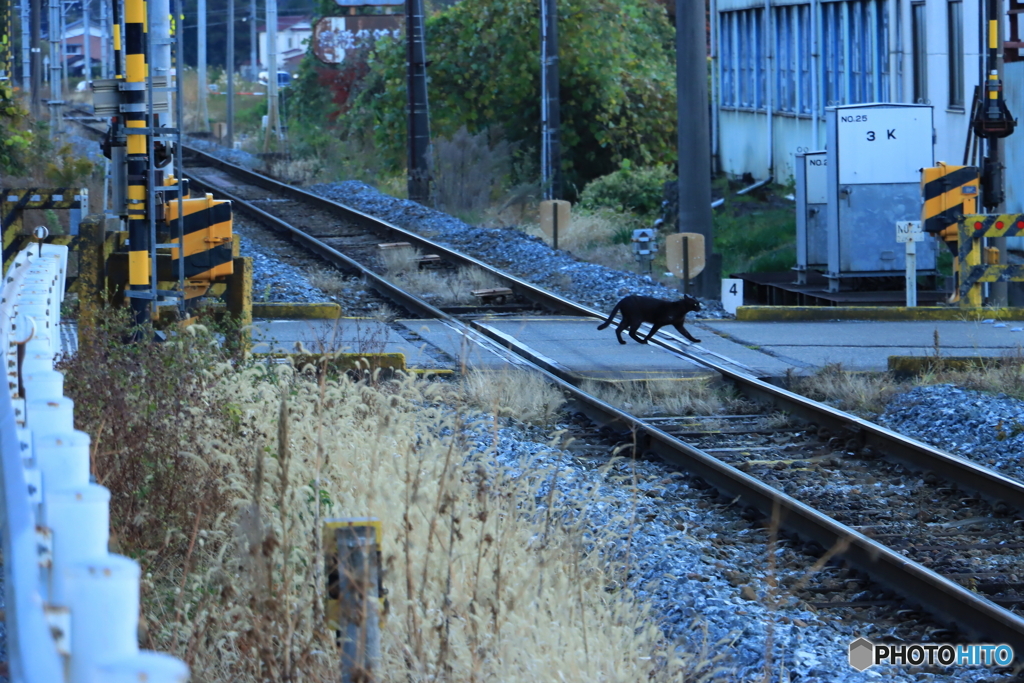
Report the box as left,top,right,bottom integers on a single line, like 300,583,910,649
596,302,621,330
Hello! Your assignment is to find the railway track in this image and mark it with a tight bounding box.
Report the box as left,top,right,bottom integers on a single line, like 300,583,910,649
67,121,1024,666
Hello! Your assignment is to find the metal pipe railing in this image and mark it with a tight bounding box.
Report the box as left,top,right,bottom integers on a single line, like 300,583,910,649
1,244,189,682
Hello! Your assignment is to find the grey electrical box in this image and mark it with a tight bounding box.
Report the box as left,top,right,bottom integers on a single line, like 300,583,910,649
795,151,828,284
825,103,937,292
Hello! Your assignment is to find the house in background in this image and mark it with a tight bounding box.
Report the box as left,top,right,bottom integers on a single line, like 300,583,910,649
711,0,1024,210
258,16,313,73
59,19,107,77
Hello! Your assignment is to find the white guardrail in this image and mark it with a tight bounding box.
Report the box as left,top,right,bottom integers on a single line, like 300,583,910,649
1,244,189,682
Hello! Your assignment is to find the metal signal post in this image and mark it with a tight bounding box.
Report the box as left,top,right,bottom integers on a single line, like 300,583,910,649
406,0,430,202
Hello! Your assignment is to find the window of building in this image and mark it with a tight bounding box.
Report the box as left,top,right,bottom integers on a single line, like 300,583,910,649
722,1,889,114
948,0,964,109
912,2,928,103
799,4,812,114
719,8,765,110
822,0,890,109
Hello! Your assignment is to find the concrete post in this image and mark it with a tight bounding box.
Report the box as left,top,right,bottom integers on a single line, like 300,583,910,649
249,0,257,80
675,0,719,299
263,0,280,149
22,0,32,90
335,524,381,683
227,0,234,147
31,0,41,117
198,0,209,131
47,0,61,139
405,0,430,201
83,0,90,85
99,0,108,79
540,0,561,200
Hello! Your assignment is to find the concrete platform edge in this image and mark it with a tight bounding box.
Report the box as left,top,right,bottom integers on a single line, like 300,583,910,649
252,302,343,319
736,306,1024,322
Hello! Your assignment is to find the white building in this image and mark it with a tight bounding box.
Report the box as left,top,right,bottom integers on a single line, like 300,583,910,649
711,0,1024,209
258,16,313,72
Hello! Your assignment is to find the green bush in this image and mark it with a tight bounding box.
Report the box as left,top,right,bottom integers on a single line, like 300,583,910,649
578,164,674,218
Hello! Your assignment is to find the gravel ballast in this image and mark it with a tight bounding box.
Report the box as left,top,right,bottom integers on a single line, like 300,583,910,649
477,414,1003,683
307,181,731,318
179,140,1023,681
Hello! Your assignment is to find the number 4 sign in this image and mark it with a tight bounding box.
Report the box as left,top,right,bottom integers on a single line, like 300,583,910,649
722,278,743,315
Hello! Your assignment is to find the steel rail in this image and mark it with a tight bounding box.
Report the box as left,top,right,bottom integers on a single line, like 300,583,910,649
183,175,440,320
184,158,1024,652
182,146,1024,514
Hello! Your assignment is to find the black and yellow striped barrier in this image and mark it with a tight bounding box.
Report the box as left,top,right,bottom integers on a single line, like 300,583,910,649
921,163,979,237
957,213,1024,307
165,192,234,299
2,188,88,273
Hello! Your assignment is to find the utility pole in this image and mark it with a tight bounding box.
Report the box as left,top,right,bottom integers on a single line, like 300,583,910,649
198,0,209,131
405,0,429,201
48,0,62,139
21,0,31,91
60,0,67,97
82,0,90,86
539,0,561,200
249,0,256,81
31,0,41,117
2,0,11,85
675,0,718,298
262,0,279,150
99,0,107,79
227,0,234,147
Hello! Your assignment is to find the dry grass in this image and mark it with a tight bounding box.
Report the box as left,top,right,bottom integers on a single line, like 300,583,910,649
307,267,348,298
380,247,503,306
522,208,634,252
460,367,567,426
60,315,720,682
582,378,750,418
380,245,421,274
430,126,512,221
918,357,1024,399
370,303,400,323
790,358,1024,419
789,364,902,418
266,156,325,185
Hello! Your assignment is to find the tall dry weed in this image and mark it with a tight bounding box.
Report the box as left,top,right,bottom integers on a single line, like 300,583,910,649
583,378,747,418
381,247,503,305
430,126,512,219
791,364,902,418
461,366,566,425
62,315,710,682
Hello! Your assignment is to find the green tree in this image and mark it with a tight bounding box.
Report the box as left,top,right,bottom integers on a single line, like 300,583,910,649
0,85,34,179
341,0,678,193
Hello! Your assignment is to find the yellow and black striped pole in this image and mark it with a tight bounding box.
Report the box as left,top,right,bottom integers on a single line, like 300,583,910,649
112,0,124,79
125,0,151,325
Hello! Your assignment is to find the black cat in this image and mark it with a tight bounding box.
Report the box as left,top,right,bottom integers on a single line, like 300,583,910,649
597,295,702,344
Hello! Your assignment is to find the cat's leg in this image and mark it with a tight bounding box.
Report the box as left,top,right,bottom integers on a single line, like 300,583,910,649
643,323,664,343
615,319,628,344
628,324,646,344
674,322,701,343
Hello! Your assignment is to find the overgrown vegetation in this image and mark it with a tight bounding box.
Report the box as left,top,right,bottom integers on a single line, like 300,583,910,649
380,245,503,305
291,0,677,192
59,310,726,681
791,351,1024,419
579,163,674,220
711,178,797,276
581,377,753,418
